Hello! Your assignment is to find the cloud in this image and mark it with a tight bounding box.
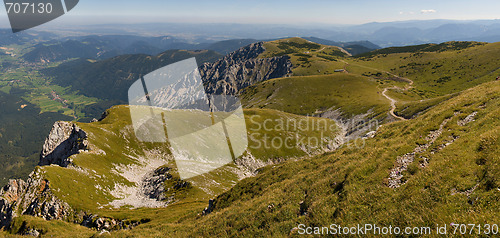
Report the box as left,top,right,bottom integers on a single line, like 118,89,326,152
399,11,415,15
421,9,437,14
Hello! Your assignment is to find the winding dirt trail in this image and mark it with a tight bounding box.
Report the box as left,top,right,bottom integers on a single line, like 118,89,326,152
382,87,407,121
339,60,414,121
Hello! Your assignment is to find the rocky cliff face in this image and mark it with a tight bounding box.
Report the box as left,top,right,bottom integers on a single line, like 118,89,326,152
0,171,142,231
0,170,73,229
1,121,89,230
39,121,89,167
200,42,292,96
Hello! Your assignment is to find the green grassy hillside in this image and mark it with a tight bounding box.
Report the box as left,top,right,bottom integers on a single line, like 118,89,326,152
12,70,495,238
348,41,500,98
55,106,337,209
106,80,499,237
240,73,390,119
355,41,485,58
2,105,340,236
260,37,348,76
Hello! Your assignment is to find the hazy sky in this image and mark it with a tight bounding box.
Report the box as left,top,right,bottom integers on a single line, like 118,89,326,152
1,0,500,25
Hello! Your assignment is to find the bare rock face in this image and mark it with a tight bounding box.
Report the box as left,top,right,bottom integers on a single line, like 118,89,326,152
142,167,172,201
0,171,73,229
39,121,89,167
1,121,89,229
0,179,25,228
200,42,292,96
0,171,143,231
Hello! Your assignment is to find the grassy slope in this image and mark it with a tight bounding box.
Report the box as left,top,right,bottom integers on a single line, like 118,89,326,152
3,106,339,235
348,41,500,98
260,37,348,77
240,74,390,119
393,93,457,119
108,80,499,237
10,73,499,238
241,37,392,121
244,108,338,160
7,216,94,238
337,41,500,120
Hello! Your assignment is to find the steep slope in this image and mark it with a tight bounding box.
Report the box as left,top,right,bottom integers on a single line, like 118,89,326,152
0,90,73,186
110,80,498,237
201,42,292,96
0,106,341,235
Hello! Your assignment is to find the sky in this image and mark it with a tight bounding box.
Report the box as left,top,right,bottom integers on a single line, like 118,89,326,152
1,0,500,26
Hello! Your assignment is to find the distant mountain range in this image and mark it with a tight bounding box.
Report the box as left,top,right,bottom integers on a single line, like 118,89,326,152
40,19,500,47
21,19,500,63
21,35,380,63
0,29,55,45
323,19,500,46
22,35,257,63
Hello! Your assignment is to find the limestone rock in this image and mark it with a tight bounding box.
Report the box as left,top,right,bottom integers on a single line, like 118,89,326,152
142,167,172,201
200,42,292,96
39,121,89,167
0,171,73,229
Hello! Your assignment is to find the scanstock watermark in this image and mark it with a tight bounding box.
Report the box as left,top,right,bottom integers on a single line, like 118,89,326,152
128,58,377,180
3,0,79,33
296,224,433,236
295,223,499,236
128,58,248,180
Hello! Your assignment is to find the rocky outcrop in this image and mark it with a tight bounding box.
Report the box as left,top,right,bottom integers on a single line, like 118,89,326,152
80,214,148,231
0,122,92,230
0,170,73,229
142,167,191,204
0,170,146,231
202,199,214,215
387,113,459,188
39,121,89,167
142,167,173,201
0,179,24,228
200,42,292,96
